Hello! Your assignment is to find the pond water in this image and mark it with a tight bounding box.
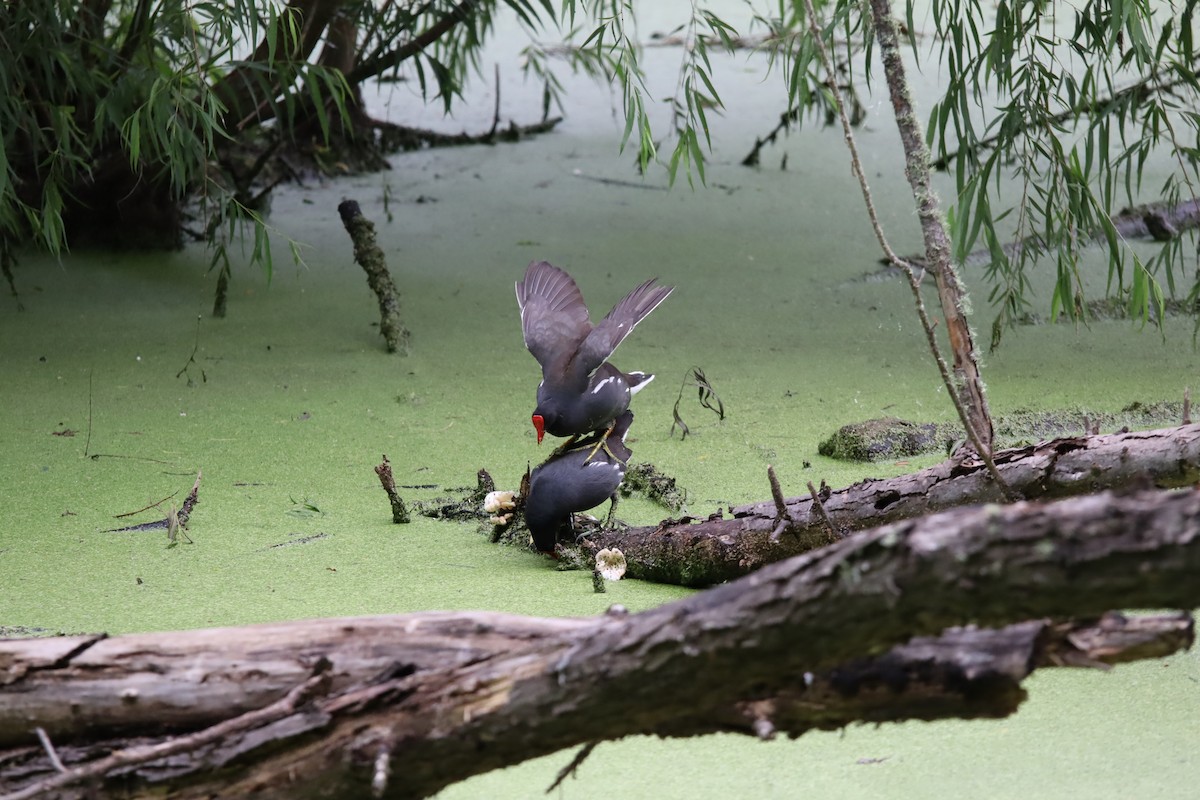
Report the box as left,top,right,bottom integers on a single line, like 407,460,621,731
1,4,1198,799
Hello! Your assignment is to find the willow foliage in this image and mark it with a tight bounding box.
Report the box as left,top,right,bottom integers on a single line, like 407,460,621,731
0,0,553,262
5,0,1198,339
564,0,1200,342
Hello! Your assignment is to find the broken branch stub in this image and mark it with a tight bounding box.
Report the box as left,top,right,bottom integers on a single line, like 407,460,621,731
337,199,410,354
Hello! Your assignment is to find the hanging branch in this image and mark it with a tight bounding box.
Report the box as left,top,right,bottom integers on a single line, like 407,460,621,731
800,0,1009,496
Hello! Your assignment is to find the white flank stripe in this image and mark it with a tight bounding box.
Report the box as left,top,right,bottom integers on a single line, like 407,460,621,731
590,376,617,395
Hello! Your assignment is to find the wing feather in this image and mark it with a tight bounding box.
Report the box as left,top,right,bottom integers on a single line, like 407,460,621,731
575,278,673,376
515,261,592,369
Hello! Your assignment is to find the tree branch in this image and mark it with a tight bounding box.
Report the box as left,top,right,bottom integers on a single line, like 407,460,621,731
929,60,1200,171
864,0,995,456
801,0,1009,494
210,0,346,131
345,0,479,86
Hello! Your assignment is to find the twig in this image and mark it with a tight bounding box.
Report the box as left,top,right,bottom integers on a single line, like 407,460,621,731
175,315,206,386
767,465,793,542
546,741,598,794
806,481,840,542
800,0,1013,499
375,455,411,523
114,491,179,519
34,728,66,774
1185,387,1192,426
487,63,500,140
87,453,171,464
1,661,332,800
671,367,726,439
83,369,94,459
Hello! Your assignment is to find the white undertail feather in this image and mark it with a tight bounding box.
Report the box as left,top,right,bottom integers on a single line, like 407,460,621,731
628,373,655,396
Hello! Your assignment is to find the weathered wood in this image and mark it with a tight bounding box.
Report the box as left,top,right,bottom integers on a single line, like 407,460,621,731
337,199,409,354
0,488,1197,799
585,422,1200,586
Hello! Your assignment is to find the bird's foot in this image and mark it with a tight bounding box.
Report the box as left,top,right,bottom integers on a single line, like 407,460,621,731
581,423,626,466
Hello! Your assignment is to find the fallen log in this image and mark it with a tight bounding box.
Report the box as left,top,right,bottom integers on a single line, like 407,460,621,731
1,487,1198,800
895,200,1200,269
583,422,1200,586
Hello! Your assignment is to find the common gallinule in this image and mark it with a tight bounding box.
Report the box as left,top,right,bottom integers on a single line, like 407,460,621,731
524,410,635,554
515,260,672,450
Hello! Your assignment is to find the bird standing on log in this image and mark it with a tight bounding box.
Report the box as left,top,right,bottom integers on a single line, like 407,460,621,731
524,410,635,554
515,260,673,450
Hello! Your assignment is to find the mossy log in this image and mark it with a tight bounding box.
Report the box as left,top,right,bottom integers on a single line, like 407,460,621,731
1,487,1198,799
583,422,1200,586
337,199,409,354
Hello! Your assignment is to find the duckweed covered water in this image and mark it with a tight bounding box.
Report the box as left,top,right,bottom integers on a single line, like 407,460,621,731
2,10,1199,798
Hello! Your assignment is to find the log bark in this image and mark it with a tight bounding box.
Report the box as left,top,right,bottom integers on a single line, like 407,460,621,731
586,422,1200,586
1,487,1198,799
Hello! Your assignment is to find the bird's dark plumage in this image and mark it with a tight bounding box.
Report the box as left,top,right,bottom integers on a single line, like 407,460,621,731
515,261,672,442
524,410,634,554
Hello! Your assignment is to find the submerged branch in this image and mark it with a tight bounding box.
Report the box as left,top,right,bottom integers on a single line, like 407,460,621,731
899,198,1200,271
337,199,410,354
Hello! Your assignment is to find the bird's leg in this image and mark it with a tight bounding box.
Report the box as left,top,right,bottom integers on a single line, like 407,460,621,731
603,493,619,528
579,496,623,544
581,422,622,465
548,434,580,459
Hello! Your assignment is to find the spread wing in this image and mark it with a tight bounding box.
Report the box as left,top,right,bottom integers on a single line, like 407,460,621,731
515,261,591,368
575,278,674,376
